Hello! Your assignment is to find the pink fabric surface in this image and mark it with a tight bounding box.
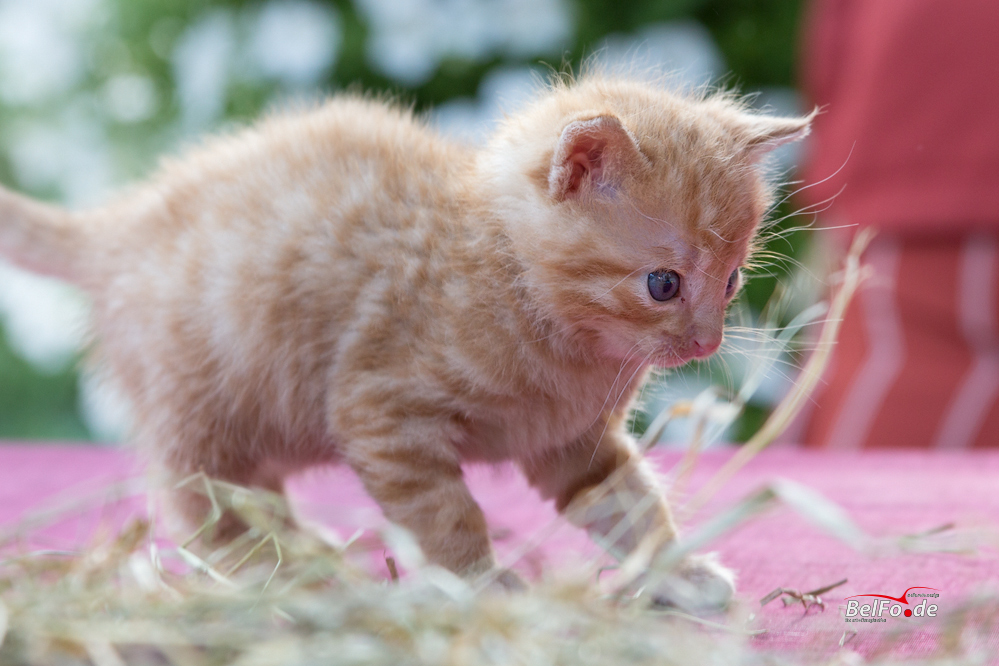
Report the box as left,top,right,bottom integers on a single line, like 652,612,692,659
2,443,998,661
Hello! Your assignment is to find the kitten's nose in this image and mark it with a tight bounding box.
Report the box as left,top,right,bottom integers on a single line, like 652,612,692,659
691,337,721,358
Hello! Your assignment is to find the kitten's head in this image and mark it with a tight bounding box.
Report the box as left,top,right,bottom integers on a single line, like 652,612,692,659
483,77,813,367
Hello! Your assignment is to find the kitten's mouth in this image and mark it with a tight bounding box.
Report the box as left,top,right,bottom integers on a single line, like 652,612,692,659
651,338,721,368
651,348,693,368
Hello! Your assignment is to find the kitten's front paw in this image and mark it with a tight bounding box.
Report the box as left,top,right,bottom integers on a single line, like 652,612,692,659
647,553,735,613
493,568,529,592
477,567,528,594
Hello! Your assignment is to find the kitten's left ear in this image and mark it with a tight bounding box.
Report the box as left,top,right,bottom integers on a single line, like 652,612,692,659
738,108,818,161
548,115,648,202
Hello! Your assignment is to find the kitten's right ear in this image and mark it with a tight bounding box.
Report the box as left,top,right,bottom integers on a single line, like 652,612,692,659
548,115,646,202
737,108,818,161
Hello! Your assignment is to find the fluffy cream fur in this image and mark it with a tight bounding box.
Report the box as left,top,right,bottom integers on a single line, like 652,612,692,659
0,76,811,607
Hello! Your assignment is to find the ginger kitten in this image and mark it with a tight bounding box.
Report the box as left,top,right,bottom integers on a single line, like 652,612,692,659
0,75,811,608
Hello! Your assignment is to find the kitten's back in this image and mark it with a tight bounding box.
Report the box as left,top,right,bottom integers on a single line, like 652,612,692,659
85,97,479,466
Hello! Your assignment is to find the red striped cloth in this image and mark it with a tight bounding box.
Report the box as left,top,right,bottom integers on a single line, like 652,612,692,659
796,0,999,449
804,234,999,449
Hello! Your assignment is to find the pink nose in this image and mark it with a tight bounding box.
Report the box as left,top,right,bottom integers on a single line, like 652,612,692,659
691,337,721,358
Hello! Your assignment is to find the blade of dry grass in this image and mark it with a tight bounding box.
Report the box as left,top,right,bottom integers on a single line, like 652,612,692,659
685,229,874,514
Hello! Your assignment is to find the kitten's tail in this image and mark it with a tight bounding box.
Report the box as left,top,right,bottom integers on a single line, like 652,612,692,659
0,186,90,283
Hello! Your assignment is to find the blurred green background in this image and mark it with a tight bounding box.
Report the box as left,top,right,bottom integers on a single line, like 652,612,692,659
0,0,809,442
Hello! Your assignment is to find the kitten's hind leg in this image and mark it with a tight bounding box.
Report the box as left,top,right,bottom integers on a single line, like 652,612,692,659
154,452,292,548
519,422,734,611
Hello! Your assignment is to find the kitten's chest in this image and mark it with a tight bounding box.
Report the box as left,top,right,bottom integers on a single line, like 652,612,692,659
457,363,647,461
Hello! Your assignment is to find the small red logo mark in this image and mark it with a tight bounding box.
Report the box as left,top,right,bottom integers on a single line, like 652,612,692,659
846,586,939,605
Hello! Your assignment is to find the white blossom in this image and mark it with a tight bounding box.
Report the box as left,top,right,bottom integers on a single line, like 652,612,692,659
103,74,159,124
172,10,237,131
0,261,89,373
355,0,573,85
6,104,115,206
0,1,86,105
597,21,725,91
433,66,541,144
248,1,341,86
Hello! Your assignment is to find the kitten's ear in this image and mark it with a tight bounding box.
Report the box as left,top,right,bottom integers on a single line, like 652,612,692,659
548,115,646,202
738,108,818,160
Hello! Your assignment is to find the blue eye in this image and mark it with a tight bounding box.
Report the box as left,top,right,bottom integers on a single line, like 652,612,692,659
648,270,680,302
725,269,740,297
